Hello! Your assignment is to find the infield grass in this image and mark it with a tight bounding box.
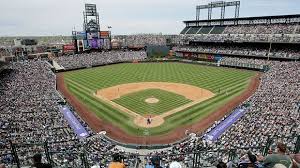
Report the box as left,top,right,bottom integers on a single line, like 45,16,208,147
63,62,256,136
113,89,192,115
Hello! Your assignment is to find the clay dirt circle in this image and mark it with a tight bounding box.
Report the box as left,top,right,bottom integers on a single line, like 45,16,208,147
145,97,159,104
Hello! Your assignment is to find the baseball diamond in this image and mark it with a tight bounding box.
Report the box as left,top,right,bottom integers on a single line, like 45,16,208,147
58,62,258,142
97,84,214,128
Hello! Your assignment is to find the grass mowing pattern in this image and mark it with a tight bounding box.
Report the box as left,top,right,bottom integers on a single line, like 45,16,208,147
63,62,256,136
113,89,192,115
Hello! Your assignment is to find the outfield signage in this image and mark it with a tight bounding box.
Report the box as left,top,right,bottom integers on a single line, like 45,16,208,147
76,31,87,40
63,44,76,52
60,106,89,138
99,31,110,38
204,108,246,141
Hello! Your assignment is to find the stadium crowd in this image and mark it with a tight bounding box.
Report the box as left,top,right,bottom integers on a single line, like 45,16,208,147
222,23,298,34
0,60,139,167
0,60,75,165
181,34,300,43
173,45,300,59
113,34,167,48
55,51,147,70
143,58,300,168
215,60,299,148
0,53,299,168
181,23,300,43
219,57,270,65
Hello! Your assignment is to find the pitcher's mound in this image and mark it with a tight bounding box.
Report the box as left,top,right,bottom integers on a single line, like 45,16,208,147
145,97,159,104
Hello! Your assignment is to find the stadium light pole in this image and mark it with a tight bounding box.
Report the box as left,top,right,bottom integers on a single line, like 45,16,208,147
108,26,112,50
267,42,272,61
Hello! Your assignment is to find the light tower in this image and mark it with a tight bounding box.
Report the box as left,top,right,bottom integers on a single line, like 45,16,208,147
83,4,100,32
83,4,101,49
196,1,240,25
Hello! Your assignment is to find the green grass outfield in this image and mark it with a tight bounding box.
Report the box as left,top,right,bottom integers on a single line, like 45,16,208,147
63,62,256,136
113,89,192,115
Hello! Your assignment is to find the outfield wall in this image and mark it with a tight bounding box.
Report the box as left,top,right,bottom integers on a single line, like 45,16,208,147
52,58,266,73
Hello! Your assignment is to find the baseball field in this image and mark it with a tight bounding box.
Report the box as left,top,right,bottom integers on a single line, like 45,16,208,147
58,62,259,143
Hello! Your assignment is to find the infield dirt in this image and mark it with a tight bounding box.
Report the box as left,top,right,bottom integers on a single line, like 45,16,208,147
95,82,215,128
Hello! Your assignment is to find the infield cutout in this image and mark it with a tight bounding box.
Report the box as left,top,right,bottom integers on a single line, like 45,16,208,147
95,82,215,128
145,97,159,104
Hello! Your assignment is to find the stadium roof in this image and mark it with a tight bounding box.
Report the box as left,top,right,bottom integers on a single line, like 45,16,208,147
184,14,300,24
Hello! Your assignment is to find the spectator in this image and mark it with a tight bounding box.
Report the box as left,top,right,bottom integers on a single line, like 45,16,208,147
169,161,182,168
31,153,52,168
290,154,300,168
108,154,126,168
145,160,155,168
263,143,293,168
247,151,264,168
217,161,227,168
151,156,162,168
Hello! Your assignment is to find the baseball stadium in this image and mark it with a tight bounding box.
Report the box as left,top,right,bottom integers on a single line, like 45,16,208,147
0,1,300,168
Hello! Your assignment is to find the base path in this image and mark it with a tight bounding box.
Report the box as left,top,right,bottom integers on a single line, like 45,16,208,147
56,72,261,145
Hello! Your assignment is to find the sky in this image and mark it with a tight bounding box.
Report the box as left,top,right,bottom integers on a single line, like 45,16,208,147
0,0,299,36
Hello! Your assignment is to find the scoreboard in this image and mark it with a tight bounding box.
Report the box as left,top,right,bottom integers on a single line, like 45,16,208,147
85,4,97,16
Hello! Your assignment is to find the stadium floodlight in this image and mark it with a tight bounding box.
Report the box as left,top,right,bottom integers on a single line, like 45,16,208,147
196,1,240,21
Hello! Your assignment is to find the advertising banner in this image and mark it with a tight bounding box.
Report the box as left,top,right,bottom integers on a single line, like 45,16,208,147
63,44,75,51
183,52,191,58
214,54,223,61
76,31,87,40
207,55,214,60
99,31,110,38
60,106,89,138
192,53,198,58
176,52,183,57
199,54,207,59
87,32,99,39
88,39,99,49
204,108,246,141
103,39,111,49
83,40,89,50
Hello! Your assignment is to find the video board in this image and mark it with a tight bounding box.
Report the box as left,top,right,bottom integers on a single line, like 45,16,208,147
85,4,97,16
